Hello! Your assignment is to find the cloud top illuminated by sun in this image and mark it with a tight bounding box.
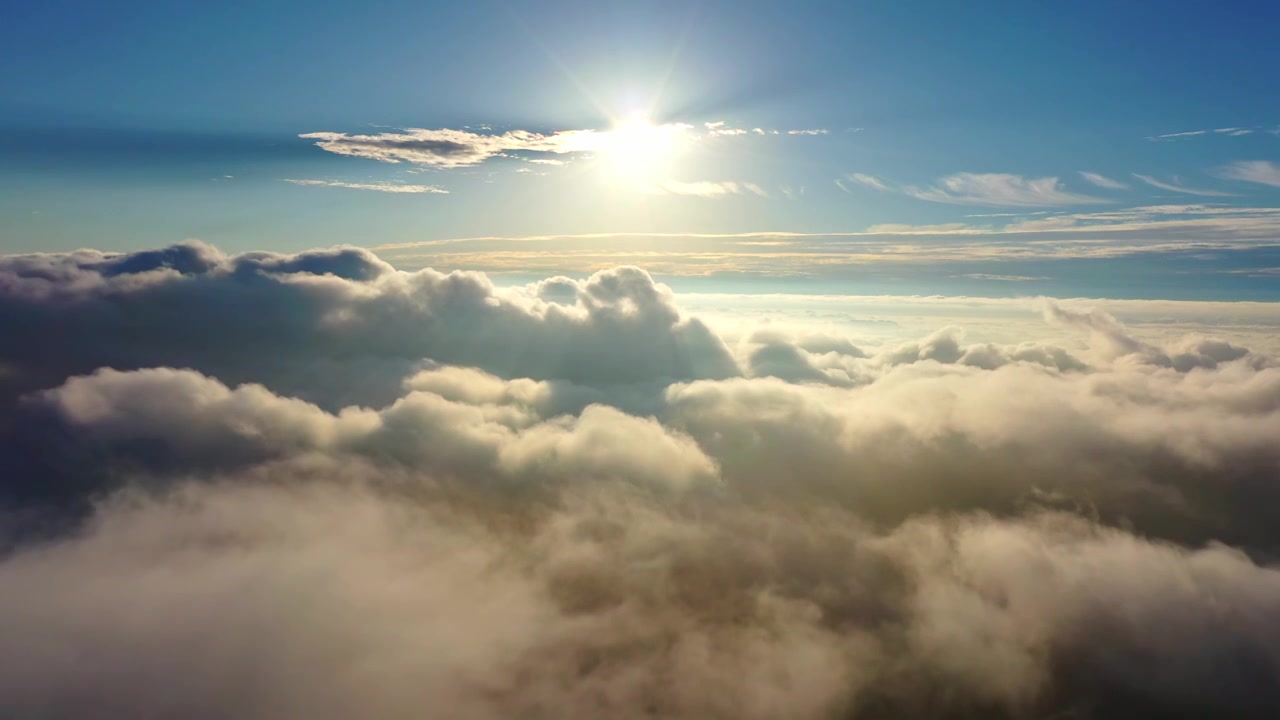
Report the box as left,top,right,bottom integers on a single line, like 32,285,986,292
298,119,815,171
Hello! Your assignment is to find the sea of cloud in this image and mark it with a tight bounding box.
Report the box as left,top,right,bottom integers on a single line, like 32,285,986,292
1,241,1278,719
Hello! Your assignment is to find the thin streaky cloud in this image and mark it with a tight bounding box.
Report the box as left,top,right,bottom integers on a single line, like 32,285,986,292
866,222,974,233
303,121,823,169
1147,126,1256,141
1217,160,1280,188
906,173,1104,207
1078,172,1130,190
299,127,604,168
956,273,1050,282
639,180,769,198
369,204,1280,272
846,173,889,191
284,179,448,194
1146,130,1209,141
1132,174,1235,197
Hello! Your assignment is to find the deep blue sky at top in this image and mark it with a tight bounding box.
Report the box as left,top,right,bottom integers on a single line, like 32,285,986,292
6,1,1276,135
1,0,1278,300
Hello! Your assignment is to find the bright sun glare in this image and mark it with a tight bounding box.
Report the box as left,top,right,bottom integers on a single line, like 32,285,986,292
595,116,687,181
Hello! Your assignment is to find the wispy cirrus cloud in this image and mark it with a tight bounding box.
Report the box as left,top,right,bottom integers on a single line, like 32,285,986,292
906,173,1104,207
956,273,1050,282
1217,160,1280,188
303,121,829,169
1078,171,1130,190
704,121,830,137
1149,129,1209,140
283,179,448,194
1146,126,1256,141
865,222,974,233
837,173,890,192
368,203,1280,279
1132,174,1235,197
640,180,769,198
299,127,605,168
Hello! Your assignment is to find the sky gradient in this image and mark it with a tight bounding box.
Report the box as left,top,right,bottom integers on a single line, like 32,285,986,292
3,0,1279,298
6,4,1280,717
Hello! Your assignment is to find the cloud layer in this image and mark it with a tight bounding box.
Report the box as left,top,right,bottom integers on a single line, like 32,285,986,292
0,242,736,410
2,243,1280,718
284,179,449,193
300,127,603,168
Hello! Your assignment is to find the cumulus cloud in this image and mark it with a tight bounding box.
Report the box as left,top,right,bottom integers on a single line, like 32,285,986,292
0,242,737,409
906,173,1105,206
3,243,1280,718
1041,301,1254,371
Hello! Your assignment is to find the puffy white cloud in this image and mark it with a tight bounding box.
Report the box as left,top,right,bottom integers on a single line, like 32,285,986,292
0,242,737,409
10,365,718,504
3,475,1279,718
3,242,1280,717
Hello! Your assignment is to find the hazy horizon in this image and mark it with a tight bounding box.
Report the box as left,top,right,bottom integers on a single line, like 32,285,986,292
3,2,1279,718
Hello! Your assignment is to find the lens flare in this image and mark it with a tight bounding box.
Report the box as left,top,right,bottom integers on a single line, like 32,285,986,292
593,116,689,181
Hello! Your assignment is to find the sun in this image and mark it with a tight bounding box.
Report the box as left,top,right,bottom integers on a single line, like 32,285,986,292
594,115,688,181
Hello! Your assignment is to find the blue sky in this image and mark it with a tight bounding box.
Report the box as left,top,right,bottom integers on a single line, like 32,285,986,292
3,0,1279,298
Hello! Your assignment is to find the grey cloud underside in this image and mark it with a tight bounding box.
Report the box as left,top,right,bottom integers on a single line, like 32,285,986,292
298,127,596,168
0,241,736,411
3,243,1280,719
